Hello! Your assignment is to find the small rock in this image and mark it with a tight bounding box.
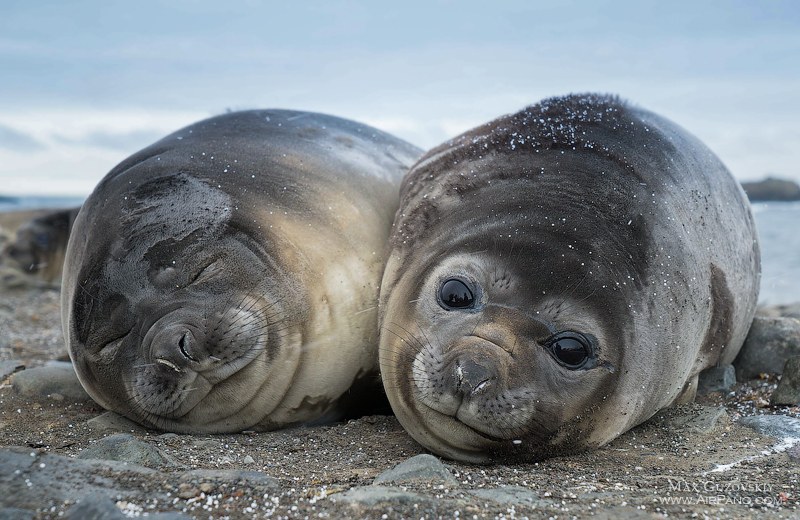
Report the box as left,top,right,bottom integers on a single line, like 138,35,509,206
771,357,800,405
243,455,255,464
331,485,430,507
373,454,458,486
735,316,800,380
176,483,199,499
0,359,25,382
739,415,800,439
64,493,126,520
11,362,91,402
87,411,147,433
76,433,177,468
697,364,736,395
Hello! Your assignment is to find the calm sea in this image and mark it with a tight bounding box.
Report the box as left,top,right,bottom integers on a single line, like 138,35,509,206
1,196,798,305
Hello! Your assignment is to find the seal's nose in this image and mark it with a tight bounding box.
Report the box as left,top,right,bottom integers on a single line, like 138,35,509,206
151,326,198,371
454,358,494,395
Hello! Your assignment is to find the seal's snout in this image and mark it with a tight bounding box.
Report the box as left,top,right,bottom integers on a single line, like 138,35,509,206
453,358,495,395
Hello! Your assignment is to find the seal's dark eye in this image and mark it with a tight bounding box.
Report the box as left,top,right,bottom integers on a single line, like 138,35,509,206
439,279,475,309
547,332,592,369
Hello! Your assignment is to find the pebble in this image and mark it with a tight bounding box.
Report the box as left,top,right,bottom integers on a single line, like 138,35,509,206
373,454,458,486
76,433,177,468
697,364,736,395
771,356,800,405
11,361,91,402
735,316,800,380
738,414,800,439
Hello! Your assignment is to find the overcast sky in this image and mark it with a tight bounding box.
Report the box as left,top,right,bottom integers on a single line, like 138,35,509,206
1,0,798,195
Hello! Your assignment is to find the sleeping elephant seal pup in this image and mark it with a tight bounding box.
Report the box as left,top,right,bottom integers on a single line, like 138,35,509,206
378,94,760,463
62,110,421,433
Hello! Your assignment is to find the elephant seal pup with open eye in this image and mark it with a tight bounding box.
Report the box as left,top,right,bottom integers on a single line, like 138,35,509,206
62,110,421,433
378,93,760,463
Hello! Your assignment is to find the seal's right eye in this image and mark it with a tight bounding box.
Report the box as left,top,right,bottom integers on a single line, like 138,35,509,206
439,279,475,309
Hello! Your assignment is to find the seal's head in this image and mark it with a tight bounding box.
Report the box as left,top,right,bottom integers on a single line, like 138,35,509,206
63,171,306,432
3,208,78,284
379,93,759,462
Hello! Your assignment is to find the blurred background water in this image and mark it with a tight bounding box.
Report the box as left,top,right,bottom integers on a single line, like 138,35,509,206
0,196,797,305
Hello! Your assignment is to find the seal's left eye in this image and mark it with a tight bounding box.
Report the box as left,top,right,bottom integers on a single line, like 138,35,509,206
547,332,592,369
439,279,475,309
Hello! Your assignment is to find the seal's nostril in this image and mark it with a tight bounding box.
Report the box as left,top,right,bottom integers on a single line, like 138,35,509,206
178,332,198,362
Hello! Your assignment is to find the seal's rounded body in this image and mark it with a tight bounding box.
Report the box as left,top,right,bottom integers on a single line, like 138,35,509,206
62,110,421,433
378,94,759,462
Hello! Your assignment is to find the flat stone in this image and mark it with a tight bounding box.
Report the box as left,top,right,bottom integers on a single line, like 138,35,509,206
178,469,279,491
469,486,546,506
0,359,25,382
331,485,431,507
11,361,91,402
771,357,800,405
86,411,148,433
735,316,800,380
697,364,736,395
660,405,730,434
76,433,177,468
373,454,458,486
739,415,800,439
64,493,126,520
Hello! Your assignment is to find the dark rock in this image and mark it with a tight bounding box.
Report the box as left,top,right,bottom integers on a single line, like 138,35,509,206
11,361,91,402
771,357,800,405
76,433,177,468
373,454,458,486
0,359,25,382
64,493,192,520
741,177,800,202
697,364,736,395
0,447,163,511
734,316,800,380
739,415,800,439
331,485,431,507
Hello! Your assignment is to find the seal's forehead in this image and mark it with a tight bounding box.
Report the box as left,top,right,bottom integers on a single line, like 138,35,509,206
120,173,232,239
